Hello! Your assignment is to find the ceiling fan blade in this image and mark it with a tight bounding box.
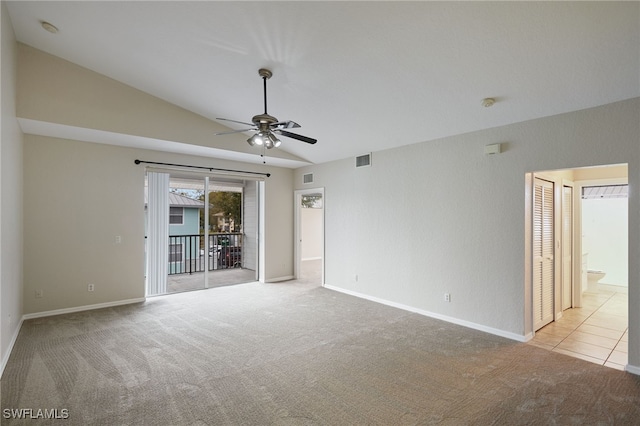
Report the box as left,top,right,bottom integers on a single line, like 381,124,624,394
275,129,317,145
217,117,255,127
272,120,301,129
215,127,256,136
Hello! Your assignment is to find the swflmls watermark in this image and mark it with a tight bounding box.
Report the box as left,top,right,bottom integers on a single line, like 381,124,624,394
3,408,69,420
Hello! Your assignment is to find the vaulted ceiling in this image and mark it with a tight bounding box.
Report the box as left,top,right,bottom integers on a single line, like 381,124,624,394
6,1,640,166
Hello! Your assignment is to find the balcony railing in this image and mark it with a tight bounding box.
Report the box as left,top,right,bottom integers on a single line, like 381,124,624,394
168,233,242,275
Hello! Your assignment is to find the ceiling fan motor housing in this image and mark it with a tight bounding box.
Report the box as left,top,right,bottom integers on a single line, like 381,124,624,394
252,113,278,132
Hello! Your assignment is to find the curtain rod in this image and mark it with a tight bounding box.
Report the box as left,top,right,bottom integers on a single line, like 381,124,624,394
134,159,270,177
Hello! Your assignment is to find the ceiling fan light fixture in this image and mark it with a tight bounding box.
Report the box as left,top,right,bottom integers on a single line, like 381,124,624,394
267,132,281,148
247,133,265,146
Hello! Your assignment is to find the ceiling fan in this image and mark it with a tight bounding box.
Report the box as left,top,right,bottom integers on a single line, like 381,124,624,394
215,68,317,149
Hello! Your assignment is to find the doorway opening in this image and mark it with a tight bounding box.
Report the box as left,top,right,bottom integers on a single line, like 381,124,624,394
295,188,324,286
525,164,629,370
145,171,260,296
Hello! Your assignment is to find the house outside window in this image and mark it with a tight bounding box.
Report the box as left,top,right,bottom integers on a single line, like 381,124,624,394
169,243,183,263
169,207,184,224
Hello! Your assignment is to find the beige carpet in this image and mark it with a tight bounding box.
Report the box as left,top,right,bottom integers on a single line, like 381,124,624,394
2,279,639,425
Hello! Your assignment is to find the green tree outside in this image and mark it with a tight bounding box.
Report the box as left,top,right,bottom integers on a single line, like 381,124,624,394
200,191,242,232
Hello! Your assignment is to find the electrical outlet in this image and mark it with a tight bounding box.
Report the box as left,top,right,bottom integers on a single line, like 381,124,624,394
35,289,43,298
444,293,451,302
115,235,122,244
88,284,95,292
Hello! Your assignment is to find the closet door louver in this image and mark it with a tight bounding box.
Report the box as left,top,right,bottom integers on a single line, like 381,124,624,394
533,178,554,331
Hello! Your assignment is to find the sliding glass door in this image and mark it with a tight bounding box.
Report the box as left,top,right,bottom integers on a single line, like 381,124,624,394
145,171,260,296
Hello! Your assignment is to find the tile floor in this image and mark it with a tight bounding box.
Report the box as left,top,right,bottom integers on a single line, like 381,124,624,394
528,284,628,370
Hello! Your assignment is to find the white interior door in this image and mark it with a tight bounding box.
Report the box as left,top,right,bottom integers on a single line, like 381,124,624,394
533,178,555,331
562,183,574,310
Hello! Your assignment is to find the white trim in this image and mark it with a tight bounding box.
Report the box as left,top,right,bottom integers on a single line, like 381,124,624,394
0,317,24,379
301,256,322,261
265,275,294,283
324,285,528,343
21,297,146,320
294,187,325,285
561,179,575,312
574,177,629,188
625,364,640,376
258,181,265,283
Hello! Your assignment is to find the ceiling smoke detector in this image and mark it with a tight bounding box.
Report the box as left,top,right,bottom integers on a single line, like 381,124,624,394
481,98,496,108
41,21,59,34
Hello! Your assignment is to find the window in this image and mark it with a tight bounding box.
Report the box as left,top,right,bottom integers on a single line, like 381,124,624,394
169,207,184,224
582,184,628,199
169,244,183,263
302,194,323,209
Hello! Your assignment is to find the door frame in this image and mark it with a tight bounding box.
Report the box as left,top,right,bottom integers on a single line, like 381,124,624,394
561,179,575,311
294,187,325,285
146,170,263,294
526,167,629,339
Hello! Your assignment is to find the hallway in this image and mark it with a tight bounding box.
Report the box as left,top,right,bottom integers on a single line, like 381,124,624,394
529,284,628,370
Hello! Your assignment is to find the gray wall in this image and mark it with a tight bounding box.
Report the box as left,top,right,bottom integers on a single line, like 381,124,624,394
16,43,296,315
294,98,640,369
0,2,24,373
22,136,294,314
5,17,640,375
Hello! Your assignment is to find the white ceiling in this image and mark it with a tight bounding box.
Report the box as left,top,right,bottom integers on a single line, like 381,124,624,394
6,1,640,166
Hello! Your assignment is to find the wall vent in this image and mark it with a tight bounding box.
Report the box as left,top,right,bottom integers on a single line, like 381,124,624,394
355,153,371,168
303,173,314,184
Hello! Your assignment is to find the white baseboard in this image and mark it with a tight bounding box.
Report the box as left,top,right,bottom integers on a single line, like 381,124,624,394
324,284,528,343
265,275,295,283
625,364,640,376
301,257,322,261
0,317,24,379
22,297,146,320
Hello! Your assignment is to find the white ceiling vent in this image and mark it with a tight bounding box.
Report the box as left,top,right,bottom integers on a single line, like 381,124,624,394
355,153,371,168
303,173,314,184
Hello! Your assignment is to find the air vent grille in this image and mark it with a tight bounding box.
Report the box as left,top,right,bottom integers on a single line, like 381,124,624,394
303,173,314,184
356,153,371,168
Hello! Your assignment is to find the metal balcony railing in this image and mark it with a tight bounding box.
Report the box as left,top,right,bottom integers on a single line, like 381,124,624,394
168,233,242,275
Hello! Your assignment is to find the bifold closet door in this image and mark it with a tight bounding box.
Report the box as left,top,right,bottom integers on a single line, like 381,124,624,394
533,178,554,331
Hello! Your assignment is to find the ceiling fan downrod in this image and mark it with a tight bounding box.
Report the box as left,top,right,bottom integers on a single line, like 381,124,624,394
259,68,272,115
